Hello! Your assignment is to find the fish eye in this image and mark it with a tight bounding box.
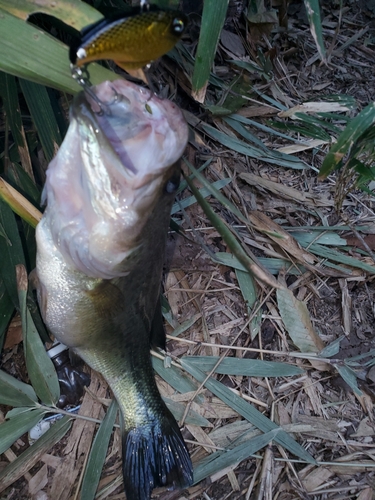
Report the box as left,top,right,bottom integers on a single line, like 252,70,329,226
172,18,185,34
165,173,180,194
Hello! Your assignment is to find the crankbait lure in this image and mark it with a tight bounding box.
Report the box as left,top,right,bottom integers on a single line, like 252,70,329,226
70,4,187,73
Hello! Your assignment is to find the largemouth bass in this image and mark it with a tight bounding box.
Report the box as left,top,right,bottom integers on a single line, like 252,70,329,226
35,80,192,499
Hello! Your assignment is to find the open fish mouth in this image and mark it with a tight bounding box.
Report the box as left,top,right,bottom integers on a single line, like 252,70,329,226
74,80,188,183
41,80,188,279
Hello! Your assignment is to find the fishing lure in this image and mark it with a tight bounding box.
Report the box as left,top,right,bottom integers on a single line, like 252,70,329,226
69,4,187,73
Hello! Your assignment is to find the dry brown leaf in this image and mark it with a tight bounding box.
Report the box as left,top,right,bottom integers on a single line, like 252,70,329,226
239,173,332,207
300,466,335,492
49,371,107,500
295,415,341,442
350,417,375,437
28,463,48,496
356,487,374,500
186,424,215,454
339,278,352,335
248,211,344,278
278,101,350,118
237,105,276,118
277,279,325,352
4,314,23,349
276,139,328,154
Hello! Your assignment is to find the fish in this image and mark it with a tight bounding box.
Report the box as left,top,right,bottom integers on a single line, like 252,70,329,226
69,5,187,72
35,79,193,500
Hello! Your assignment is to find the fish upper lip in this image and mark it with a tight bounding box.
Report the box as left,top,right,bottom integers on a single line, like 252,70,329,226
70,81,188,190
71,91,139,178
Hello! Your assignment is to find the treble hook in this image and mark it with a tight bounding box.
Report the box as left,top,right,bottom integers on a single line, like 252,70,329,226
71,65,110,115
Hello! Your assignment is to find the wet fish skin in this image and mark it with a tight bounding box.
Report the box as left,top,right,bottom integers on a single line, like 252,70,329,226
36,80,192,500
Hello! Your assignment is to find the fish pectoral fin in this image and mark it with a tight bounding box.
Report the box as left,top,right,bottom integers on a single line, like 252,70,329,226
85,280,125,319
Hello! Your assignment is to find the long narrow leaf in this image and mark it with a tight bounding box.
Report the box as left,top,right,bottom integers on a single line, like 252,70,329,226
192,0,229,101
0,0,101,28
81,400,118,500
184,160,247,223
17,265,60,406
319,102,375,178
185,356,304,377
19,79,62,162
0,407,45,455
183,175,281,290
0,199,26,307
181,358,315,464
303,0,326,61
0,416,71,494
0,8,116,94
193,430,277,484
0,178,42,228
0,369,38,407
0,280,13,351
0,72,33,178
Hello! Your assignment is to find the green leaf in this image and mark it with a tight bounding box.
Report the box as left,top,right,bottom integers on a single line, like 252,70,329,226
0,280,13,351
184,356,304,377
152,356,200,396
0,407,45,455
0,72,33,178
319,336,344,358
169,315,201,337
171,178,232,215
214,252,304,276
0,8,116,94
309,243,375,274
0,369,38,407
7,163,41,205
333,364,362,396
235,269,261,340
163,397,211,427
19,79,62,162
181,358,315,464
0,198,26,307
200,122,307,170
183,176,280,289
81,400,118,500
319,102,375,178
18,266,60,405
0,0,102,29
192,0,229,100
184,160,247,223
303,0,326,62
193,429,277,484
0,415,71,493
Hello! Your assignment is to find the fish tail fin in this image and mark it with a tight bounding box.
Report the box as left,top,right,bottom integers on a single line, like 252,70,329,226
122,411,193,500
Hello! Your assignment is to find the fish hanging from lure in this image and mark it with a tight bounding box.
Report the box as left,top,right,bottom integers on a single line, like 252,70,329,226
69,2,187,80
